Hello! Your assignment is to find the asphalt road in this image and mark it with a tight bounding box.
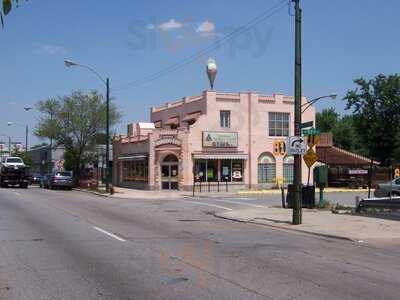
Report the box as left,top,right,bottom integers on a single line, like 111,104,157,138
0,187,399,300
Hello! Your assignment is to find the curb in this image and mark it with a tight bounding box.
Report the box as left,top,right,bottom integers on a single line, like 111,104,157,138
238,188,373,195
213,213,356,242
73,188,110,198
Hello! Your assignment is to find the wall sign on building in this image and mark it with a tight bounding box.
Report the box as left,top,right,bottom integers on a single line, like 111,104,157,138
154,138,181,147
202,131,238,148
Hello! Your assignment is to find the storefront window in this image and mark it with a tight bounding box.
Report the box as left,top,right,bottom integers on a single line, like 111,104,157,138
232,160,243,182
207,160,218,182
122,159,148,183
194,159,207,182
194,159,244,182
220,159,231,181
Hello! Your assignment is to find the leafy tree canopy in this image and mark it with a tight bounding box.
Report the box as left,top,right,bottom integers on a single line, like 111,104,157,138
316,109,365,155
344,74,400,166
35,90,121,179
1,0,27,28
316,107,339,133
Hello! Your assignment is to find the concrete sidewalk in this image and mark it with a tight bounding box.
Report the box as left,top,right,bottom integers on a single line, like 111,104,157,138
81,187,238,199
214,207,400,242
80,186,370,200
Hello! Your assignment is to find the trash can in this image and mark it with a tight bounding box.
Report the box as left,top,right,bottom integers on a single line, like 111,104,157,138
302,185,315,208
286,184,315,209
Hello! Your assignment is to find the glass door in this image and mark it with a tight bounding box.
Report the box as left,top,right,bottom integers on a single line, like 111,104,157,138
161,164,179,190
161,165,170,190
170,164,178,190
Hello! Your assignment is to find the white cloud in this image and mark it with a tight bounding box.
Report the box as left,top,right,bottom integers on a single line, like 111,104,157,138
158,19,183,31
147,23,155,30
41,44,67,55
196,20,215,36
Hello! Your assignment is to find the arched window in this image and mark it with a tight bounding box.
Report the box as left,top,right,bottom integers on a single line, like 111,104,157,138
163,154,178,163
258,153,276,183
283,155,294,184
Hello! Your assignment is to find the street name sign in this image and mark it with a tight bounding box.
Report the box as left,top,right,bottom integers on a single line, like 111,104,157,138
300,121,314,129
302,128,320,136
287,136,307,155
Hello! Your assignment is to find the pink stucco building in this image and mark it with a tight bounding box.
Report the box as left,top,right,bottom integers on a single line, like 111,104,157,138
113,90,315,191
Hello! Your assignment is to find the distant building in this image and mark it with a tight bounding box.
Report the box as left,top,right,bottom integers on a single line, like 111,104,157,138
113,90,315,190
27,145,65,175
316,133,381,188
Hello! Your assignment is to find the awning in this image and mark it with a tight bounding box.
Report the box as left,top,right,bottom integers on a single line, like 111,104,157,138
193,153,248,160
316,146,379,166
182,111,201,122
164,116,179,126
118,154,147,160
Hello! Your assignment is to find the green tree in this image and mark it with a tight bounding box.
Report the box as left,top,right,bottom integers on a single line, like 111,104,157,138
316,108,339,133
35,90,121,180
344,74,400,166
1,0,27,28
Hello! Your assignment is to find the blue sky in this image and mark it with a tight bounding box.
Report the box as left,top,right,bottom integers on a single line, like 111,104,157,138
0,0,399,146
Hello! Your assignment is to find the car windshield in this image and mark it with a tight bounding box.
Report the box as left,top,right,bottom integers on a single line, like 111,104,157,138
6,158,22,163
55,172,72,177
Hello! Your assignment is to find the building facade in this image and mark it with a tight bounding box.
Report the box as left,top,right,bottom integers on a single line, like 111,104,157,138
113,90,315,190
28,145,65,175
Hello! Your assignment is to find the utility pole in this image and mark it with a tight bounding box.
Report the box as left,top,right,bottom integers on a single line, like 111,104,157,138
25,125,28,153
293,0,302,225
105,77,110,193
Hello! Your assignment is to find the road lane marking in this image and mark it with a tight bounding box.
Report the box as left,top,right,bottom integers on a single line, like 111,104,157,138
93,226,126,242
181,200,233,211
211,199,268,208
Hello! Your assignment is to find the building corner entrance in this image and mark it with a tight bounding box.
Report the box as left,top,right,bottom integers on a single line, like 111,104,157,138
161,154,179,190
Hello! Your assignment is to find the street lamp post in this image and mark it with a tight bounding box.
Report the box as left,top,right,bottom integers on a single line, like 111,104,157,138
64,59,111,193
7,122,28,153
24,107,33,152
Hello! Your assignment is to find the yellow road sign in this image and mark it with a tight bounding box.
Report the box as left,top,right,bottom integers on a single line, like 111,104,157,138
303,148,318,168
306,135,320,147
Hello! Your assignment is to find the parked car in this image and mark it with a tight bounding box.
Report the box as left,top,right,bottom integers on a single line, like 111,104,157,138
31,173,43,185
374,178,400,197
40,171,73,190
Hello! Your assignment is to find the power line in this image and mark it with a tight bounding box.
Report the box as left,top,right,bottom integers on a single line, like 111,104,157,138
113,0,288,91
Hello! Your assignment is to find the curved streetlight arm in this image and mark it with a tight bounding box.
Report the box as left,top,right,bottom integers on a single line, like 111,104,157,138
301,94,337,114
64,60,107,85
7,122,25,127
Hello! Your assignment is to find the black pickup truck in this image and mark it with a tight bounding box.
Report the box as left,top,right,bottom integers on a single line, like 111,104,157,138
0,156,30,188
